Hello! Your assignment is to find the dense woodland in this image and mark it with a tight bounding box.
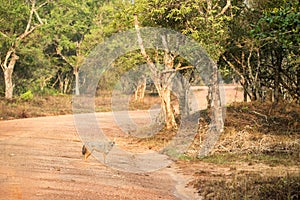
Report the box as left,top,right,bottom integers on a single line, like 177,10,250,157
0,0,299,103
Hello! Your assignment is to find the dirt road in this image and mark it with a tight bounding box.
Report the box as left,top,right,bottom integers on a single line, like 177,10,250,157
0,112,199,200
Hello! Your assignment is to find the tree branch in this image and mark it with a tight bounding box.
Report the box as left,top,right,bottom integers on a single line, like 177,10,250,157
175,65,194,71
34,10,44,25
3,49,14,70
34,1,48,25
18,26,39,40
229,53,242,65
36,1,48,10
221,55,244,80
161,34,170,54
17,0,47,41
160,65,194,75
216,0,231,18
56,47,74,68
24,0,35,34
134,15,158,76
0,31,9,39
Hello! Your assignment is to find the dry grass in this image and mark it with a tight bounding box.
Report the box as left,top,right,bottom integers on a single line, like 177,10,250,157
0,95,72,120
0,93,161,120
193,172,300,200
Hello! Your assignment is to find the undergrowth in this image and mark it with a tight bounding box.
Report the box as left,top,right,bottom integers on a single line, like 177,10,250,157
194,173,300,200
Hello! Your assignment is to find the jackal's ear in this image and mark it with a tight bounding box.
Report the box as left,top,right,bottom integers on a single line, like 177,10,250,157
82,145,87,155
113,138,116,143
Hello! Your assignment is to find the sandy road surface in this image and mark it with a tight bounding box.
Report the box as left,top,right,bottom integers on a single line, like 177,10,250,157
0,112,199,200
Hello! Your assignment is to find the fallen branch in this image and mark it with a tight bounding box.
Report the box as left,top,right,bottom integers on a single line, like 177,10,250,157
250,110,268,122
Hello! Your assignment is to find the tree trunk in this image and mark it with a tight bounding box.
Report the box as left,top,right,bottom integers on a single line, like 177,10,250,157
74,68,80,95
157,86,177,129
134,14,177,130
134,75,146,102
3,52,19,99
63,77,69,94
210,64,224,133
4,68,14,99
274,49,283,103
243,82,248,102
198,64,224,157
206,84,212,109
173,74,190,117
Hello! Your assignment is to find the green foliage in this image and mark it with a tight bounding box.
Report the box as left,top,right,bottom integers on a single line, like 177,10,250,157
219,0,300,102
251,0,300,101
40,0,106,93
0,0,30,40
101,0,135,36
133,0,233,60
19,90,33,101
0,0,299,103
252,1,300,50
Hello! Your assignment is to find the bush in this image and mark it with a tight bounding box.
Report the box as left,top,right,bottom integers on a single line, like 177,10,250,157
19,90,34,101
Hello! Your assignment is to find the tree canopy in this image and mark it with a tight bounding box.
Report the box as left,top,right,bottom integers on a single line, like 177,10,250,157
0,0,298,104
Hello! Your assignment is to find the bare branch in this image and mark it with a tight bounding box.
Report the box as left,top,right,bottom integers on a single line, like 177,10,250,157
34,10,44,25
161,69,175,74
134,15,157,76
247,43,255,80
24,0,35,34
33,1,48,25
17,0,47,41
3,49,14,69
176,65,194,71
18,25,40,40
0,31,9,39
0,59,3,71
216,0,231,18
36,1,48,10
229,53,242,65
207,0,212,11
250,110,268,122
222,55,244,80
56,47,74,68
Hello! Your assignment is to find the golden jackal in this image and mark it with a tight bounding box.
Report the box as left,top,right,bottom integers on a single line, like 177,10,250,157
82,140,115,163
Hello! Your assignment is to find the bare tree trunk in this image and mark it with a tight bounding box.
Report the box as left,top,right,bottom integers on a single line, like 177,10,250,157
206,84,212,109
74,68,80,95
134,75,146,102
173,73,190,117
134,15,177,129
4,68,14,99
210,64,224,133
3,52,19,99
198,64,224,157
274,49,283,103
63,77,69,94
243,81,248,102
159,87,177,129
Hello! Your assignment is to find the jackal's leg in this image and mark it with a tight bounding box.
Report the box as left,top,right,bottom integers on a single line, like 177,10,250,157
84,149,91,160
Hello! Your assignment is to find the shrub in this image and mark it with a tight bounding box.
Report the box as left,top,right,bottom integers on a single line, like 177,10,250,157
19,90,34,101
